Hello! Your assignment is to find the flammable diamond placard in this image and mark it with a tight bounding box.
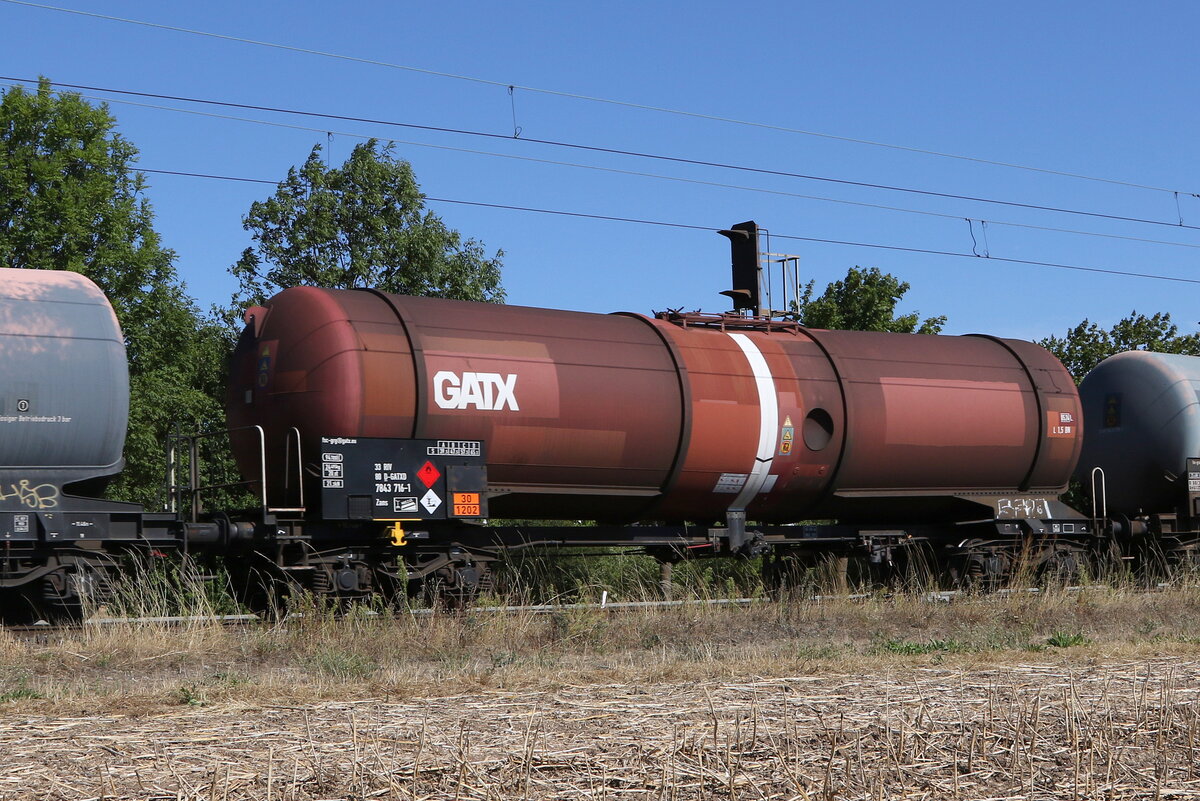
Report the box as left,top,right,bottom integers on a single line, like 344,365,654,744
417,460,441,488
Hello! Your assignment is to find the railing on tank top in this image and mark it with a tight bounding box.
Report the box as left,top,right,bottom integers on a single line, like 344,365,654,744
165,426,306,521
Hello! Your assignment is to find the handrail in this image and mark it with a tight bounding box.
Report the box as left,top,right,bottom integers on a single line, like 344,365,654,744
1091,466,1107,530
653,309,803,334
166,425,267,521
284,426,305,511
165,435,179,514
166,425,309,521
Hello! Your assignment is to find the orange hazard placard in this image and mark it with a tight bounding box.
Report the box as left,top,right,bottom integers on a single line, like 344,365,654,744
452,492,481,517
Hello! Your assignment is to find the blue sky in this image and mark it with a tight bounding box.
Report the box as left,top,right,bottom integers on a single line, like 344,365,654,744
2,0,1198,340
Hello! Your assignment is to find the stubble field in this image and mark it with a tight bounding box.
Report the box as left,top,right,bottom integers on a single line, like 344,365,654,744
3,584,1200,799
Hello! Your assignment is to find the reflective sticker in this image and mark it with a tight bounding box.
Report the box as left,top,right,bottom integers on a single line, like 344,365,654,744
1104,394,1121,428
257,343,272,388
1047,410,1076,438
714,473,748,493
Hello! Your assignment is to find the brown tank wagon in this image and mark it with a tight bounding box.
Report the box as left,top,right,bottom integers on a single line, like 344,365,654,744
18,230,1200,619
227,288,1082,525
15,225,1200,620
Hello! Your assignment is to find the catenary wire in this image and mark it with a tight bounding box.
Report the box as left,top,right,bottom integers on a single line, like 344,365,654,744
6,76,1199,234
18,81,1200,254
1,0,1193,197
133,166,1200,287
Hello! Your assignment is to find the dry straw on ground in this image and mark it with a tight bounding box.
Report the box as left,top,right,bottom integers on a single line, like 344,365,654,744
3,656,1200,800
4,584,1200,799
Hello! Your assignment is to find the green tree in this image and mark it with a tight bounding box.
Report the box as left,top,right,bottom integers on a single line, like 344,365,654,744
793,266,946,333
0,78,224,507
230,140,504,309
1039,311,1200,382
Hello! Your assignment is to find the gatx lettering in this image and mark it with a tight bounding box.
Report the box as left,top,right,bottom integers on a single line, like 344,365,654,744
433,371,520,411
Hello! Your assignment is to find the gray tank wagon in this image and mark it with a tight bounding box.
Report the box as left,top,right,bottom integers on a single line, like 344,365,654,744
0,269,191,621
1076,351,1200,515
0,268,128,484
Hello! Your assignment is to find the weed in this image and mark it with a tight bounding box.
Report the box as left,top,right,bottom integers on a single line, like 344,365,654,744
176,684,205,706
1046,631,1090,648
493,546,763,604
0,669,41,703
101,556,239,619
0,671,42,703
874,637,975,655
209,670,250,688
794,643,843,660
304,648,379,680
489,650,520,669
548,607,607,647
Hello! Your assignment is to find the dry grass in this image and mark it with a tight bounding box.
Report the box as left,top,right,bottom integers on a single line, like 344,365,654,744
4,658,1200,799
4,583,1200,708
3,584,1200,798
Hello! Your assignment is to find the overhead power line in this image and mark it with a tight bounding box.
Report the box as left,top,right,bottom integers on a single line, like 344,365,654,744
7,76,1199,235
133,166,1200,287
41,83,1200,255
15,80,1196,254
1,0,1191,197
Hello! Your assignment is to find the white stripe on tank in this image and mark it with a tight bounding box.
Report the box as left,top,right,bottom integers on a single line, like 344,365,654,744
727,333,778,511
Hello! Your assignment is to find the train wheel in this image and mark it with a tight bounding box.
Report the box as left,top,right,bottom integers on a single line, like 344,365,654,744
32,560,117,623
422,554,494,609
947,545,1009,590
1037,546,1086,586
